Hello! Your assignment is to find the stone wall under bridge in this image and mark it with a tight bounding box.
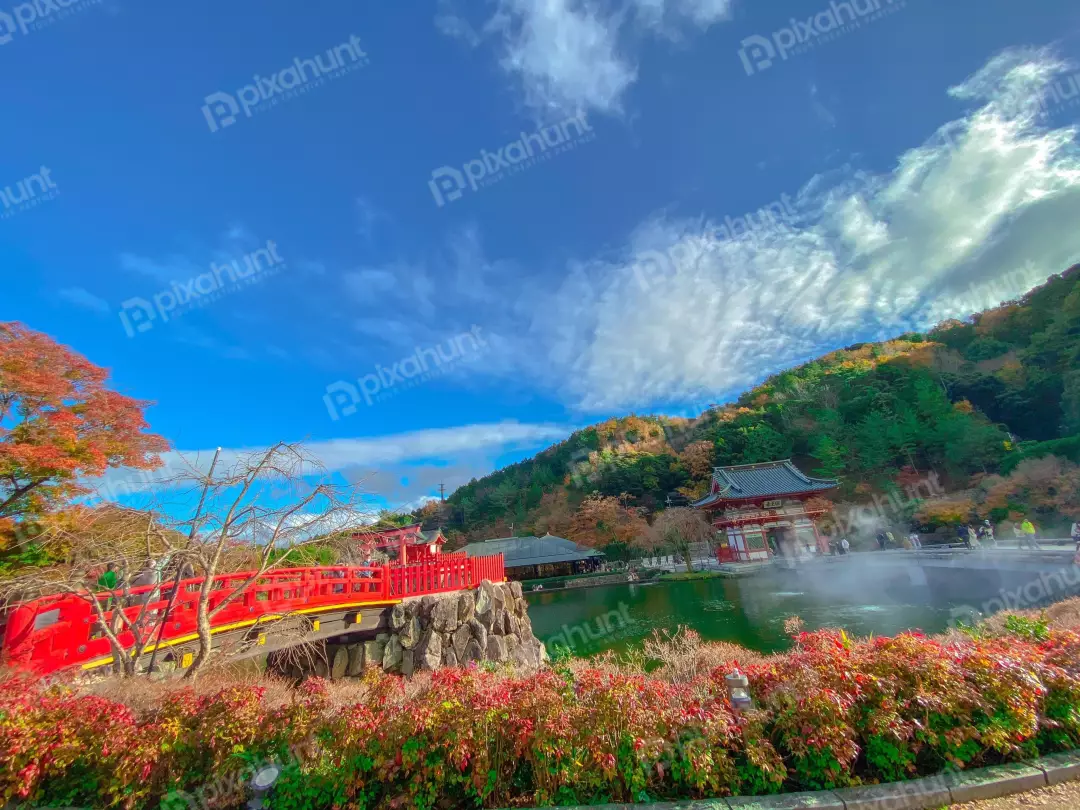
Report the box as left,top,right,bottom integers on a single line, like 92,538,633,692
266,579,546,680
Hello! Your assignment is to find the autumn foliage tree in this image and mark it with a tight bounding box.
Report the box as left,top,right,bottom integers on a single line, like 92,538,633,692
567,494,651,556
0,323,169,550
650,507,716,572
678,440,716,480
977,457,1080,526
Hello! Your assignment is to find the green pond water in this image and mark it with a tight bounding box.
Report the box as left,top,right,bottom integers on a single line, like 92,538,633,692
525,574,958,657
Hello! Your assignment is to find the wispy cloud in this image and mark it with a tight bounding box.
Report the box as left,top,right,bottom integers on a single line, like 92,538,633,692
520,47,1080,410
57,286,110,315
436,0,734,117
118,226,264,286
252,48,1079,425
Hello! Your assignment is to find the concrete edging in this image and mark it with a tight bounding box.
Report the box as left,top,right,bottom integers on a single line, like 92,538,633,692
516,749,1080,809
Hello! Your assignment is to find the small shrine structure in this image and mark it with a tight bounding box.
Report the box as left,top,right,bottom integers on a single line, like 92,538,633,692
352,523,447,564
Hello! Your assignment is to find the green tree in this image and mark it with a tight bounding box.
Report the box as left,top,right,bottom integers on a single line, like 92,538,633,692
1061,370,1080,436
810,434,847,478
737,424,792,463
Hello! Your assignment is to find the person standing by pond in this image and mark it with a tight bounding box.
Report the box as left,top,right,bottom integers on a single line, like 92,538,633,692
967,524,980,549
840,537,850,555
957,523,971,549
1020,518,1040,550
908,530,922,550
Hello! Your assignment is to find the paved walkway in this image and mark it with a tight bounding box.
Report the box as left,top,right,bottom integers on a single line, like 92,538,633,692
951,777,1080,808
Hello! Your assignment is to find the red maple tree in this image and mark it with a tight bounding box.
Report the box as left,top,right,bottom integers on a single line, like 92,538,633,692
0,322,169,535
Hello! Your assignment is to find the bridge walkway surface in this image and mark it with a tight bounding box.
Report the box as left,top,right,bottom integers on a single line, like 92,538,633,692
0,553,504,676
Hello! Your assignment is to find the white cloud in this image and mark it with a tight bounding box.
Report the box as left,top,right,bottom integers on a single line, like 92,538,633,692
398,495,441,514
632,0,733,30
250,508,377,544
487,0,637,116
438,0,734,117
57,287,110,315
523,48,1080,410
280,422,571,469
90,422,573,507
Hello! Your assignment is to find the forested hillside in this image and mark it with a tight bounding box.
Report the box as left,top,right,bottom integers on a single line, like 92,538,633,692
437,266,1080,543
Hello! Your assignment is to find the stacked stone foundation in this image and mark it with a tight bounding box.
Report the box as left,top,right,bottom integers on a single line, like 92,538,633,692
267,579,545,679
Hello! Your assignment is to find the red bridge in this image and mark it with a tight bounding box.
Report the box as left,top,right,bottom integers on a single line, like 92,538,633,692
1,553,504,676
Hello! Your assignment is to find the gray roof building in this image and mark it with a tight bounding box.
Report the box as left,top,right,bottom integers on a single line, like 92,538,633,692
460,533,602,569
692,460,838,508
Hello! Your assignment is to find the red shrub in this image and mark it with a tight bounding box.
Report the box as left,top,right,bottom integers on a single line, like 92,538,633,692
2,627,1078,809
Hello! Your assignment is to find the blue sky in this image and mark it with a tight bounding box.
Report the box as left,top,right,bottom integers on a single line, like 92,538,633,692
3,0,1080,511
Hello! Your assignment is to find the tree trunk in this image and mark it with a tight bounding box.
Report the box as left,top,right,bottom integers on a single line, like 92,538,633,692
186,586,215,679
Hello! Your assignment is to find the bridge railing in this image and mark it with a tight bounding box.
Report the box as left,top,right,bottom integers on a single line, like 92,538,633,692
1,554,504,675
387,553,505,597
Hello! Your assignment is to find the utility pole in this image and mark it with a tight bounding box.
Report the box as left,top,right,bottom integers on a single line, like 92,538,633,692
438,482,445,502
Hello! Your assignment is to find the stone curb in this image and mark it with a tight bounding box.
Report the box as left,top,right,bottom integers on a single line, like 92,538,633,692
509,749,1080,809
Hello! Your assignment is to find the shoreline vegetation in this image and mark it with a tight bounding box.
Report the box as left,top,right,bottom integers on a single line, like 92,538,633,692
521,569,664,591
659,570,729,581
4,600,1080,810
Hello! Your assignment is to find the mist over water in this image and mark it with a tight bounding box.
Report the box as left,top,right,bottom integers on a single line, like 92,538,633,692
526,554,1080,655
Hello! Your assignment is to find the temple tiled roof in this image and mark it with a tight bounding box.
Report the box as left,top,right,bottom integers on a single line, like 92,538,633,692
691,460,838,507
460,534,602,568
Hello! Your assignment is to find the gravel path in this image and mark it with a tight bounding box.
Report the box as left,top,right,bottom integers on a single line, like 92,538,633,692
950,778,1080,808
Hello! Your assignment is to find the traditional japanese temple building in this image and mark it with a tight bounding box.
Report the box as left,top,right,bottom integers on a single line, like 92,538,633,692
691,460,838,562
460,534,603,582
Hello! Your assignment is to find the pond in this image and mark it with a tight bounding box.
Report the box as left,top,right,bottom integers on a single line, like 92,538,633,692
525,571,963,657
